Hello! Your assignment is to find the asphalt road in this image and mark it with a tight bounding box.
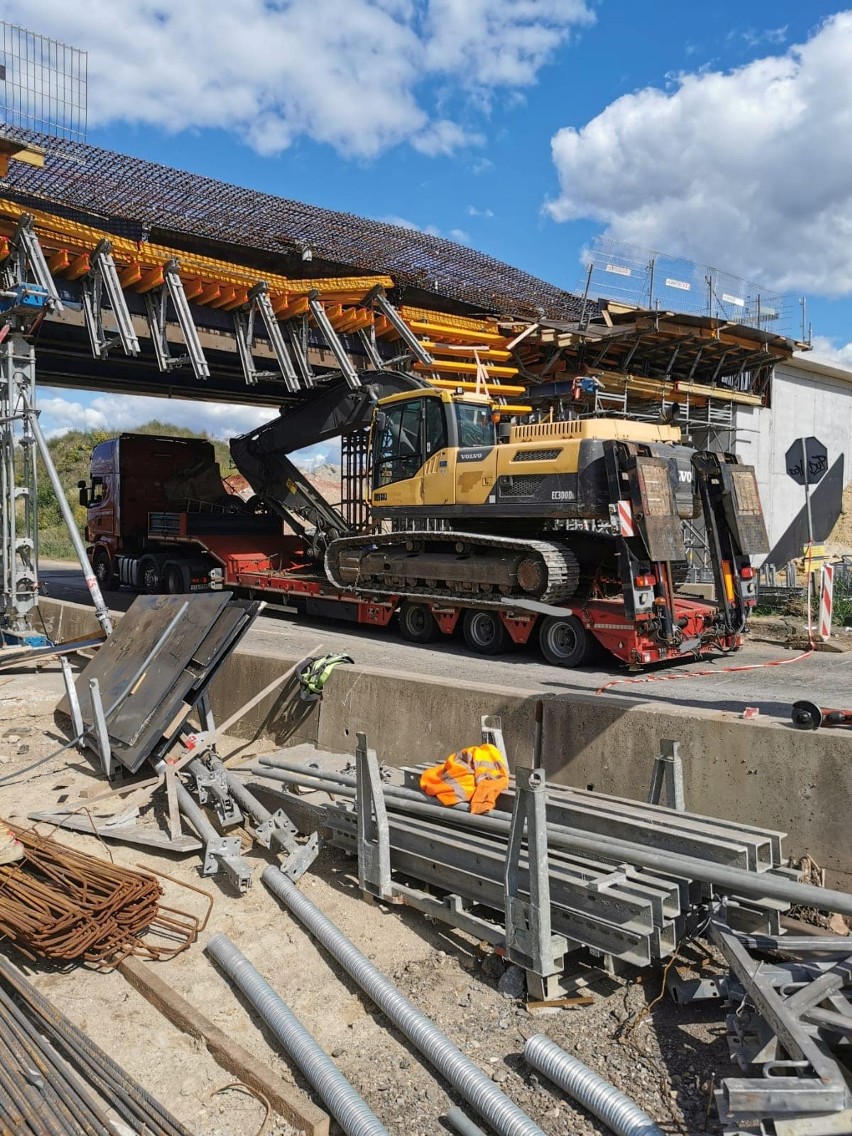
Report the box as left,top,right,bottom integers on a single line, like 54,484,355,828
39,560,852,722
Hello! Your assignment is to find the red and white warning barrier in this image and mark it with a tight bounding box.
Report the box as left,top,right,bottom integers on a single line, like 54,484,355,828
819,562,834,640
617,499,635,538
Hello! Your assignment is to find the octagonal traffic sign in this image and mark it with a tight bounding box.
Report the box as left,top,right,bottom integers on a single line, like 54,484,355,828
785,437,828,486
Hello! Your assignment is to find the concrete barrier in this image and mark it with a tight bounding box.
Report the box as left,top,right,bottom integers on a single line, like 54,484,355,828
38,597,852,889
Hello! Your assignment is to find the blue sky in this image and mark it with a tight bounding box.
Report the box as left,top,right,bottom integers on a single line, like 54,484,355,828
4,0,852,446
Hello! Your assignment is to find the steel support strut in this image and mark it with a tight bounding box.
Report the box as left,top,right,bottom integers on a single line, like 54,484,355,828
81,239,140,358
233,282,301,391
307,292,361,389
27,401,114,638
504,764,568,1000
145,259,210,381
175,779,252,892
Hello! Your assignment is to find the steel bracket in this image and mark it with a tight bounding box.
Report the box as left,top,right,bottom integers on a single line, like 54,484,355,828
647,739,685,810
279,831,320,882
206,838,254,892
503,765,568,1000
711,920,852,1129
480,713,508,763
5,215,62,310
175,780,253,893
307,292,361,389
233,282,301,391
88,677,112,778
355,731,394,900
364,287,433,366
253,808,299,852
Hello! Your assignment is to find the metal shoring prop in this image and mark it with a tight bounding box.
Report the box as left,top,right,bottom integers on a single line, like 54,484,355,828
26,398,113,637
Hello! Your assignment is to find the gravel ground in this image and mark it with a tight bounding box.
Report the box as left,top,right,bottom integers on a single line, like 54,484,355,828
0,662,731,1136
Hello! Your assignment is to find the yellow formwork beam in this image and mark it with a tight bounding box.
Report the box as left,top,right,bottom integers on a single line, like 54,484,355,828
674,380,763,406
413,359,519,378
400,304,506,337
406,319,509,346
426,378,528,396
0,198,392,305
420,340,513,361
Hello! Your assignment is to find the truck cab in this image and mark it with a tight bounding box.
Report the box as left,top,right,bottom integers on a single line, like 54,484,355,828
81,434,228,591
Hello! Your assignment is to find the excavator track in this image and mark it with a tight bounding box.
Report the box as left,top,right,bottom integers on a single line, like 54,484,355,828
325,530,580,606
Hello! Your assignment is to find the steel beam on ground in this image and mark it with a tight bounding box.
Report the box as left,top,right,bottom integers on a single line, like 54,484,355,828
252,758,850,917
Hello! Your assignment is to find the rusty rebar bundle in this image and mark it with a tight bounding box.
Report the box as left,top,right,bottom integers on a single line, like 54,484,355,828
0,823,198,964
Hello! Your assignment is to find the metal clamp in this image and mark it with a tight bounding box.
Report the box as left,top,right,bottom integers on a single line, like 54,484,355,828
191,756,243,828
175,780,253,893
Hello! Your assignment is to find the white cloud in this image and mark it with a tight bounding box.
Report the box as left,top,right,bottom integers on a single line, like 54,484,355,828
424,0,594,88
547,12,852,296
739,25,788,49
467,205,495,218
808,336,852,370
8,0,592,159
37,390,341,468
37,391,277,449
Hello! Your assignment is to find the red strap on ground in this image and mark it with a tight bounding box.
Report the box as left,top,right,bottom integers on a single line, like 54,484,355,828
595,649,814,696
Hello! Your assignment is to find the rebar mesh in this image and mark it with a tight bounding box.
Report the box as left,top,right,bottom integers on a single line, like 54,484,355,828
0,126,586,320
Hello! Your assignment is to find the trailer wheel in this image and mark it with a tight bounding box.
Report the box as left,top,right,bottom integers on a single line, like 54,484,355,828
538,615,593,667
398,601,439,643
139,557,161,595
163,564,185,595
462,610,508,655
92,548,119,591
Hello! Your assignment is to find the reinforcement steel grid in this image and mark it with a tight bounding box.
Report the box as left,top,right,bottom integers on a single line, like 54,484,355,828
0,125,586,321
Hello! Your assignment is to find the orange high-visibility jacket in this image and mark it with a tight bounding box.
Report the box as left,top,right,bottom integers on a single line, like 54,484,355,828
419,743,509,815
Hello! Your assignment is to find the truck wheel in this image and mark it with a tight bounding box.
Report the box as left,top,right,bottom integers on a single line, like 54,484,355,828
398,601,439,643
538,615,593,667
139,557,161,595
92,548,119,591
462,609,508,655
164,564,185,595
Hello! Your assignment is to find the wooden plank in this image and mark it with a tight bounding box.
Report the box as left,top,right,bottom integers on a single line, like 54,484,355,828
526,996,594,1010
118,956,329,1136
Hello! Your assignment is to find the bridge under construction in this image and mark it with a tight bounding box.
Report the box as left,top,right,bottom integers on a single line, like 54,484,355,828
0,122,800,649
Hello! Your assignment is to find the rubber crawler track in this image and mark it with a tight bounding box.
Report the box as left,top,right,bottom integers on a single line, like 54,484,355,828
325,530,580,605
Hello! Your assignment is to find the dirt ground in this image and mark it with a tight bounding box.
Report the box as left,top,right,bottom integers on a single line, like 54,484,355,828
827,479,852,556
0,660,735,1136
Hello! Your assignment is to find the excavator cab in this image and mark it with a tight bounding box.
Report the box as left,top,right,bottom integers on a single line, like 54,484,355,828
370,389,495,508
